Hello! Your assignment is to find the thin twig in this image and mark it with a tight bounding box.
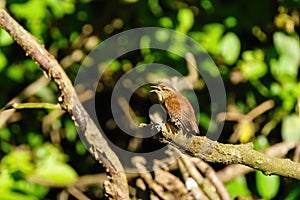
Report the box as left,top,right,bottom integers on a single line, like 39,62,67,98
175,149,220,200
0,76,50,128
131,156,171,200
1,102,61,111
192,158,230,200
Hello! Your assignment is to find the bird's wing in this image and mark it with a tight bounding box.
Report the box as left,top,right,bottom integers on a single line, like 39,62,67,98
177,97,200,134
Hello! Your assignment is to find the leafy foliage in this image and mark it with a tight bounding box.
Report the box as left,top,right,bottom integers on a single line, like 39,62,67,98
0,0,300,199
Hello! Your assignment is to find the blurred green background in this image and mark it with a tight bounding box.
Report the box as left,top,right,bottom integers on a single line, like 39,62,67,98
0,0,300,199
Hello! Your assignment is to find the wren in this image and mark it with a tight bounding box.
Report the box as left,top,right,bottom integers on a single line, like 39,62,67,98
150,83,199,135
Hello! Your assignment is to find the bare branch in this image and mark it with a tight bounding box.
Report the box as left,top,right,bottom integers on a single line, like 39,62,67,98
156,123,300,180
217,140,299,182
0,8,129,199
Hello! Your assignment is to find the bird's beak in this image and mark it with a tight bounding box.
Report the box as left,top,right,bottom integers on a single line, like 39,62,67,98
150,85,159,93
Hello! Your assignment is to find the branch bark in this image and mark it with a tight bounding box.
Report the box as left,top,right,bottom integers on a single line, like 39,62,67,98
0,8,129,199
157,124,300,180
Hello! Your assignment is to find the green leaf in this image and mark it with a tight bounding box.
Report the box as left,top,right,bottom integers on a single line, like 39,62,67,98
241,60,267,80
10,0,47,36
224,16,238,28
225,176,251,198
159,17,173,28
271,32,300,83
108,60,122,72
0,128,11,140
14,181,49,199
76,141,87,155
0,29,14,46
10,0,46,20
65,119,77,142
27,132,43,147
0,169,48,199
282,115,300,142
256,170,280,199
34,143,66,162
270,55,298,83
219,32,241,65
34,161,78,185
240,50,267,80
1,150,34,175
190,23,225,55
273,32,300,59
6,64,24,82
177,8,194,33
46,0,76,18
33,143,78,185
0,52,8,72
253,135,270,151
270,82,281,96
148,0,163,16
0,188,39,200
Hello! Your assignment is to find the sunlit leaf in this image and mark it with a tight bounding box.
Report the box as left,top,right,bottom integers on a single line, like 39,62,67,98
256,170,280,199
34,161,78,185
0,29,14,46
271,32,300,83
273,32,300,59
108,60,122,72
0,188,39,200
240,50,267,80
46,0,76,18
270,56,298,83
282,115,300,141
225,176,251,198
177,8,194,33
14,180,49,199
190,23,225,55
10,0,47,36
219,32,241,65
159,17,173,28
1,150,34,175
33,143,78,185
253,135,269,151
241,60,267,80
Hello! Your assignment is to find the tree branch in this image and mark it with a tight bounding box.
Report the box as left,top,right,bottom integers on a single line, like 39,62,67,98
217,141,299,182
0,8,129,199
156,124,300,180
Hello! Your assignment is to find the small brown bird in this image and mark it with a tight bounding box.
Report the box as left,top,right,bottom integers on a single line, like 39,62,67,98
150,83,199,135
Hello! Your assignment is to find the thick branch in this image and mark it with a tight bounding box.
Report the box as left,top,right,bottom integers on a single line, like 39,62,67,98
0,8,129,199
158,125,300,180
